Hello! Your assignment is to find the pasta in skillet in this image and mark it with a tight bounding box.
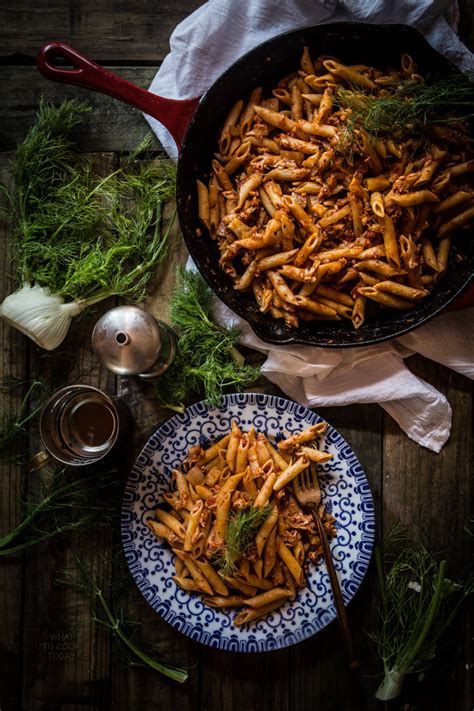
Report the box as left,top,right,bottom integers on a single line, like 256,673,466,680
196,49,474,329
147,421,336,626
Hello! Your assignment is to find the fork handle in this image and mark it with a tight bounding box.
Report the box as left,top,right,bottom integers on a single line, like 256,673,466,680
309,504,359,669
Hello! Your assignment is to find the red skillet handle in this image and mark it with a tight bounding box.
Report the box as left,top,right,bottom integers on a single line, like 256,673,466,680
37,42,200,151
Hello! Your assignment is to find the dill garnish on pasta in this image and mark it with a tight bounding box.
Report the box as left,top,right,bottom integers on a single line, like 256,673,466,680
147,421,336,626
196,49,474,329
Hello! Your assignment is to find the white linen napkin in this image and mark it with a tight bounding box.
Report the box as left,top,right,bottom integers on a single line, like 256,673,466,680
146,0,474,452
146,0,473,161
212,296,474,453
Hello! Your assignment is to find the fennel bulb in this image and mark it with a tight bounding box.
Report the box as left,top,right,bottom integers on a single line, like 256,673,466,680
0,283,84,350
1,99,176,351
373,527,473,701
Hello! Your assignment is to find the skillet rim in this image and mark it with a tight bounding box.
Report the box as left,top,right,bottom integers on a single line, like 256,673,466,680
176,22,474,348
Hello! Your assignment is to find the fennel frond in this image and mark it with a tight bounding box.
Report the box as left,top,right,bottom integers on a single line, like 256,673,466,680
372,526,473,701
154,268,260,411
1,100,178,349
0,378,45,455
0,467,117,557
216,504,272,578
336,75,474,139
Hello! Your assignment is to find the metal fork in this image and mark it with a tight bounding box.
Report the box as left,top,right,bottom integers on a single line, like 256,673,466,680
294,463,359,669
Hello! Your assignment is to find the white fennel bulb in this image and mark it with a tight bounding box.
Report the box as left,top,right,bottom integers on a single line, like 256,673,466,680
0,283,85,350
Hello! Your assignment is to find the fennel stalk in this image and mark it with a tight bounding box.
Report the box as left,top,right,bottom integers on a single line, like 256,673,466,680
60,554,188,683
373,527,473,701
0,379,45,455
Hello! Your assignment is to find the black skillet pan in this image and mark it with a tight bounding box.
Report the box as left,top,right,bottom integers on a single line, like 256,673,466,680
37,23,474,348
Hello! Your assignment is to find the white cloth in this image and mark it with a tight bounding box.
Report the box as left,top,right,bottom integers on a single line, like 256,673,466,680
147,0,473,160
213,296,473,453
146,0,474,452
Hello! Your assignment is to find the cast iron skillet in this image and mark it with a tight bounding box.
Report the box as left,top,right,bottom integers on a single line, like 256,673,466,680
37,23,474,347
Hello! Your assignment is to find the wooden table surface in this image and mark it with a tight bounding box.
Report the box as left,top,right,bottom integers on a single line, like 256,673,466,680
0,3,472,710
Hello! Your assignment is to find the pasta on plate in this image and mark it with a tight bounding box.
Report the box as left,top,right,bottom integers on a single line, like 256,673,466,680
196,48,474,329
147,420,336,626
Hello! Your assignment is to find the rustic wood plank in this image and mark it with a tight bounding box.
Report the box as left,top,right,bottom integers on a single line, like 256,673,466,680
0,0,205,62
0,152,28,711
458,0,474,51
382,355,472,710
109,605,200,711
1,0,472,62
18,155,118,711
200,649,290,711
111,183,197,710
290,404,382,710
0,66,163,154
20,321,118,711
1,0,472,704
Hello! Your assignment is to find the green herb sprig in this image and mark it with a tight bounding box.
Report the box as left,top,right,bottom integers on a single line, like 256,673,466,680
372,526,473,701
0,468,117,557
60,554,188,683
0,378,45,455
216,504,272,578
1,99,177,306
337,75,474,139
154,268,260,411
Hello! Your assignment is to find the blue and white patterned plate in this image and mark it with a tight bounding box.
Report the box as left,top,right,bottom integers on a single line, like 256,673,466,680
121,393,375,652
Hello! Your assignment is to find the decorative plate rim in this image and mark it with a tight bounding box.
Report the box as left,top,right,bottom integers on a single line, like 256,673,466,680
121,392,375,652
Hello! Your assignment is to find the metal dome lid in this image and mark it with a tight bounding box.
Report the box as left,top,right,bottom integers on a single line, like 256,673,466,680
92,305,176,378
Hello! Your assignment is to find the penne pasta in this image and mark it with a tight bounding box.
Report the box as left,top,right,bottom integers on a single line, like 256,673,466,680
437,205,474,237
297,446,333,463
255,505,279,555
226,420,242,472
436,237,451,279
195,48,473,330
322,58,375,89
173,576,201,593
278,422,327,450
274,456,310,491
351,293,366,329
277,540,304,586
148,419,337,627
234,599,286,626
203,595,245,608
391,190,439,207
374,281,428,301
358,286,414,310
184,500,204,551
173,550,214,595
155,509,186,539
243,587,291,608
194,559,229,596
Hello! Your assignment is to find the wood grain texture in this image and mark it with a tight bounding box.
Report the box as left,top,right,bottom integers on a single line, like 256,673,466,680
0,153,28,711
0,66,161,153
18,155,117,711
200,650,290,711
0,0,472,709
382,355,472,711
0,0,205,62
290,404,382,710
